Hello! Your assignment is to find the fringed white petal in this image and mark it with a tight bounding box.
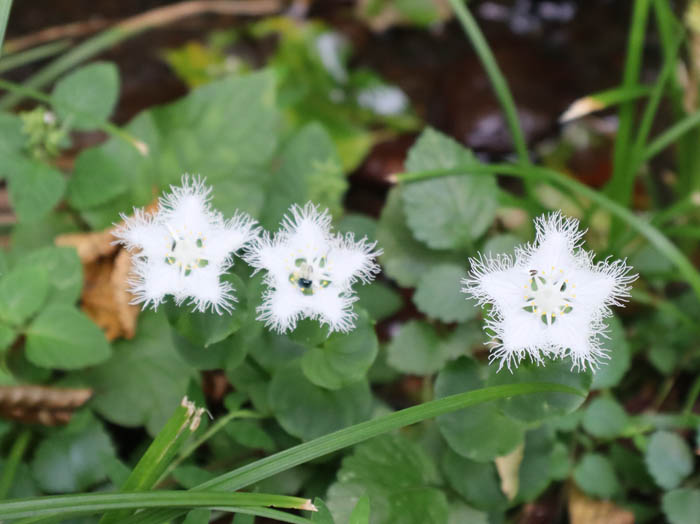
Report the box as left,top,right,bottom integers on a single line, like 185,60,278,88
246,202,380,334
112,174,258,315
463,210,638,372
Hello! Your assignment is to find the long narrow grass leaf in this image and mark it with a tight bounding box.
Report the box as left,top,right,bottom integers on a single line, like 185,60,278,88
447,0,530,164
122,382,582,524
559,85,652,122
0,491,314,519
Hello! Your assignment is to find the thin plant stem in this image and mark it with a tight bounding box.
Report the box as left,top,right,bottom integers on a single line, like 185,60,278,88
643,109,700,162
397,162,700,301
0,40,71,74
607,0,652,207
447,0,530,165
0,0,12,58
683,376,700,415
0,429,31,500
156,409,262,487
0,77,148,155
0,0,281,110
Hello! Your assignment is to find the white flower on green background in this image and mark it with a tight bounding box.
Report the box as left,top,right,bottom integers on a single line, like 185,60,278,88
462,212,637,372
113,175,257,314
245,203,381,333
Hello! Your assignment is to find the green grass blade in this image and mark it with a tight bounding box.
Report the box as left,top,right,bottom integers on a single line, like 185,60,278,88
15,507,313,524
642,109,700,162
99,398,204,524
123,382,582,524
447,0,530,165
0,492,314,520
559,84,652,122
0,429,30,500
0,0,12,58
398,162,700,301
0,40,71,74
607,0,652,206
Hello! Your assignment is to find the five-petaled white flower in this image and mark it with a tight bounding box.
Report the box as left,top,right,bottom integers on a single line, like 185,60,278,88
244,203,382,333
462,212,637,372
113,175,257,314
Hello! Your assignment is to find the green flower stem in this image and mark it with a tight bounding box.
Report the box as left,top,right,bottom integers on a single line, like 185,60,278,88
124,382,582,524
630,34,682,166
0,40,71,74
398,162,700,301
0,429,31,500
156,409,262,487
683,376,700,415
0,0,12,58
0,0,281,110
0,77,148,155
0,491,313,520
642,109,700,162
607,0,652,206
447,0,530,165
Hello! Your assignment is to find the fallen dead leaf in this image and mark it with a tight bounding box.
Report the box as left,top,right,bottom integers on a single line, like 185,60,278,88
495,443,524,501
0,385,93,425
54,204,156,341
55,228,118,264
568,485,634,524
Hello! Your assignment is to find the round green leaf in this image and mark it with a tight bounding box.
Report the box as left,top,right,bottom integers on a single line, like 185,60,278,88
52,62,119,129
301,309,379,390
30,413,115,493
84,312,196,435
582,396,629,439
435,357,524,461
413,264,477,323
591,316,630,389
327,434,447,524
0,265,49,325
0,322,16,352
26,305,111,369
516,426,555,503
663,489,700,524
8,159,66,223
440,447,507,511
24,246,83,305
376,188,460,287
386,320,447,375
355,281,402,322
573,453,620,498
165,274,247,348
645,431,693,490
487,358,591,423
402,128,498,249
68,148,130,209
268,361,372,440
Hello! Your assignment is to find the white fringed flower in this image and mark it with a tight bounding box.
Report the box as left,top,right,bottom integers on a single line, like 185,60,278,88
462,212,637,372
244,203,381,333
113,175,257,314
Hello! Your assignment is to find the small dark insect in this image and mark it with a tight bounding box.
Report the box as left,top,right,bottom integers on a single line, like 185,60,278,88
298,278,313,289
529,269,537,276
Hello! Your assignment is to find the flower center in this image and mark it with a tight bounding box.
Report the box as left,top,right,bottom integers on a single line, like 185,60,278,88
288,256,332,296
522,267,576,326
165,225,208,276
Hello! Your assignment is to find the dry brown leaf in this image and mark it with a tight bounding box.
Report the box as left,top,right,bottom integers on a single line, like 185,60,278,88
55,229,118,264
111,249,139,339
495,443,524,501
0,385,93,426
54,203,159,341
568,485,634,524
357,0,450,32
